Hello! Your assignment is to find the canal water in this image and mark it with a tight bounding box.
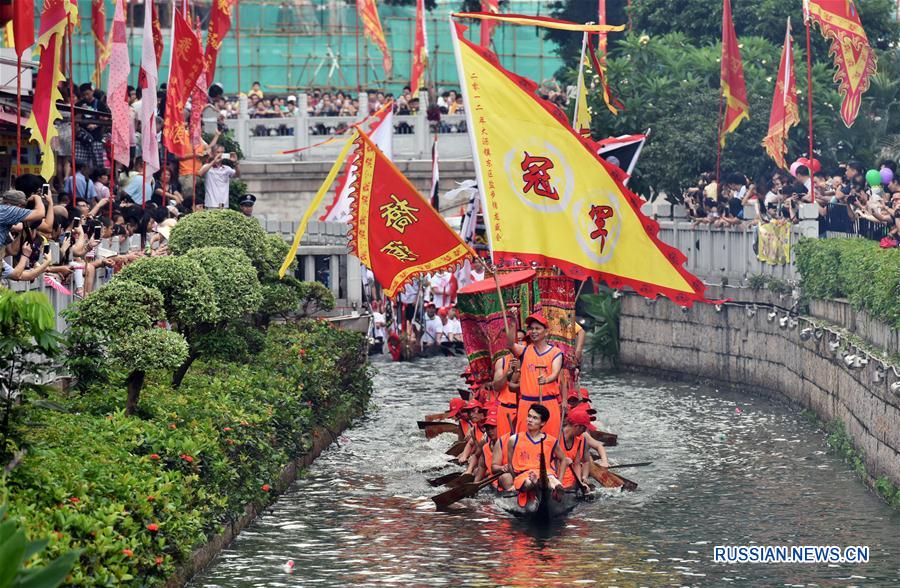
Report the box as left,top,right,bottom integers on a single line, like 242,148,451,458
191,356,900,587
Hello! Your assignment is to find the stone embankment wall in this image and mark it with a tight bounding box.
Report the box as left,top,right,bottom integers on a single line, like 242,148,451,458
618,287,900,489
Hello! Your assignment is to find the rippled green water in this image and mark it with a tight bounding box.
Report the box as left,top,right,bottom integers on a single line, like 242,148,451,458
190,356,900,586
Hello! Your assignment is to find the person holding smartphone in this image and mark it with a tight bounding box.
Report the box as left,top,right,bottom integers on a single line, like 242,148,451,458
1,188,46,254
199,145,239,209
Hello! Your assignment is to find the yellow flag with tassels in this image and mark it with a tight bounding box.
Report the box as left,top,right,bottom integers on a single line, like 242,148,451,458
451,20,706,306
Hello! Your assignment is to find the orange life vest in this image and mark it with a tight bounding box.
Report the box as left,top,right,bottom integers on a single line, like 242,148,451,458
509,431,558,475
515,344,563,435
496,357,518,439
555,432,585,487
482,433,509,476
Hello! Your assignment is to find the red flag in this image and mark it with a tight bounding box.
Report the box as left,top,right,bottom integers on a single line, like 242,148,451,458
24,0,78,179
480,0,500,48
349,131,471,298
719,0,749,146
163,10,204,158
357,0,392,77
205,0,235,78
806,0,877,128
410,0,428,92
762,19,799,170
91,1,105,60
12,0,35,57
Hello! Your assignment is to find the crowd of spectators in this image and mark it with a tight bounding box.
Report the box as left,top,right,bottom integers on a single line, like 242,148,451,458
4,80,253,292
683,160,900,245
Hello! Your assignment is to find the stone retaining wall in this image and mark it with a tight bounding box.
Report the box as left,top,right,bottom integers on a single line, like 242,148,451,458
618,293,900,490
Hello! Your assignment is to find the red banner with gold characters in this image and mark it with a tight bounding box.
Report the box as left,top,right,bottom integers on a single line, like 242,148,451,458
806,0,877,128
357,0,392,77
410,0,427,92
349,131,471,298
763,19,799,170
719,0,749,146
205,0,235,78
163,10,204,158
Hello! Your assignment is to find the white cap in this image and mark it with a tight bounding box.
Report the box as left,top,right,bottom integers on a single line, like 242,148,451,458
287,95,297,102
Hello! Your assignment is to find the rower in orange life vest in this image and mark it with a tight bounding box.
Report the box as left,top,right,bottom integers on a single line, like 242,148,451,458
475,405,514,490
507,404,570,500
567,388,609,468
491,354,520,439
508,312,564,437
456,399,487,473
556,404,596,492
446,397,469,438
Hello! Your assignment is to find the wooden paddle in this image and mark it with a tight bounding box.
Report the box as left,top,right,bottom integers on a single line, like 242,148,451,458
445,439,467,457
424,411,451,422
432,471,504,508
590,461,638,492
446,473,475,488
590,430,618,446
607,462,652,469
427,471,465,487
419,421,462,439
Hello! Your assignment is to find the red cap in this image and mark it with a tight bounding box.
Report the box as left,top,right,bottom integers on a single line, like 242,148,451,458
437,306,449,317
464,399,484,411
525,312,549,328
484,411,498,427
566,407,597,431
448,397,466,417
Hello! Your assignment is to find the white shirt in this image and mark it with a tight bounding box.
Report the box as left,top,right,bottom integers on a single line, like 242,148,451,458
399,281,418,304
429,272,453,308
423,315,443,345
445,317,462,336
470,268,485,283
204,165,236,209
371,311,386,340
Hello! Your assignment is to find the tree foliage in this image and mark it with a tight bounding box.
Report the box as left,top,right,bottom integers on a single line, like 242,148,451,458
544,0,900,198
183,247,263,321
167,210,269,274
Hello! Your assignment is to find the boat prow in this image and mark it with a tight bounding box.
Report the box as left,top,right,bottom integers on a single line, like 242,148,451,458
493,487,582,522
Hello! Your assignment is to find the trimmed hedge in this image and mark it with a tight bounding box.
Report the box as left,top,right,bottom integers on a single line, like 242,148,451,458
2,321,370,586
795,238,900,327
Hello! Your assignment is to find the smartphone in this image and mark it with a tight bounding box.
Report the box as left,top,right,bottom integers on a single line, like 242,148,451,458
93,226,101,240
42,183,51,197
43,243,50,255
73,217,81,229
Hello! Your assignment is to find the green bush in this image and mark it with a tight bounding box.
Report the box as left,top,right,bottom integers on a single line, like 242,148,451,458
796,238,900,327
192,321,265,362
260,233,296,277
116,257,219,329
183,247,263,321
1,321,370,586
65,281,166,334
167,210,268,274
295,281,335,317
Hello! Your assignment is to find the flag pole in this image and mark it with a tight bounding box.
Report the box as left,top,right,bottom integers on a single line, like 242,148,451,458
235,0,241,94
572,31,588,132
15,54,21,175
355,3,361,93
141,160,147,209
110,144,116,217
804,7,815,203
68,15,77,206
598,0,607,61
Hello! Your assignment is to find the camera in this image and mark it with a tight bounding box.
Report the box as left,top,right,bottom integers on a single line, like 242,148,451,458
93,226,101,240
217,122,227,133
73,217,81,229
42,183,51,197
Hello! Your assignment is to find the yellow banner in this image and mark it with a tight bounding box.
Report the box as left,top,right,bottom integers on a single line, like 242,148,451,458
757,221,791,265
454,12,624,33
278,131,358,278
452,23,704,304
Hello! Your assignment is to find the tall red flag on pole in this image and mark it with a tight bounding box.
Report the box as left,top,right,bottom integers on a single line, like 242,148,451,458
91,0,106,86
107,0,130,168
719,0,749,146
24,0,78,180
205,0,235,78
410,0,428,92
12,0,35,58
598,0,607,59
163,10,204,158
480,0,500,49
357,0,392,77
806,0,877,128
762,19,799,170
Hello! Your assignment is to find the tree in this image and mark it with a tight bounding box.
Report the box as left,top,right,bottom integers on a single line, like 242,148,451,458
166,210,269,275
65,281,188,415
0,290,61,456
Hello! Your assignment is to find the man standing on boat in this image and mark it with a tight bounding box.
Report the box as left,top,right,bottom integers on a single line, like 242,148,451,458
492,354,520,439
508,313,564,436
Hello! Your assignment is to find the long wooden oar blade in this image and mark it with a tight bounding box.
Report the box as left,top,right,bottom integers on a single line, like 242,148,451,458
446,473,475,488
422,422,462,439
427,471,464,487
424,411,450,422
590,462,638,492
418,420,456,430
445,440,467,457
590,430,618,446
432,472,503,508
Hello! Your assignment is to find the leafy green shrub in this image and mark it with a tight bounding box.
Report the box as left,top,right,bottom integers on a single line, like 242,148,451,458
1,321,370,585
65,281,166,334
0,504,79,587
183,247,262,320
260,233,295,277
580,289,621,368
192,321,265,362
295,281,335,317
167,210,268,274
116,257,219,329
796,238,900,327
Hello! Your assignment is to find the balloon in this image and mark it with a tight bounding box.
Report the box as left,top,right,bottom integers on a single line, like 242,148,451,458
797,157,821,173
880,167,894,185
865,169,882,186
789,161,802,177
